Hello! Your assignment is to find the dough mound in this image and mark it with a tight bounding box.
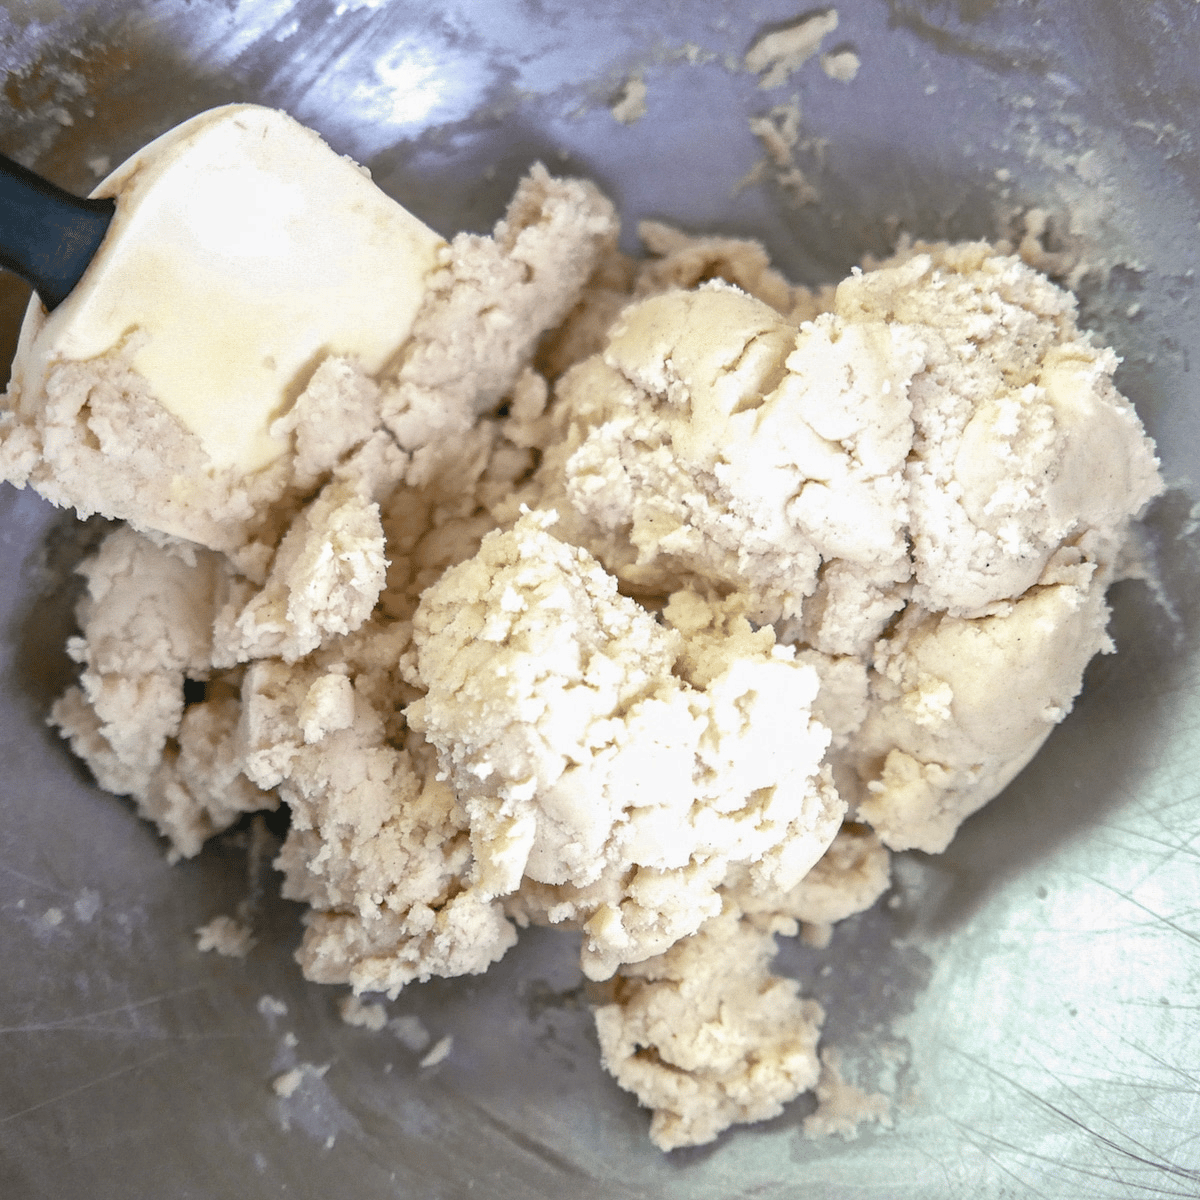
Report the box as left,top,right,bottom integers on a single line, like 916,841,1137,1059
6,176,1162,1150
518,243,1162,852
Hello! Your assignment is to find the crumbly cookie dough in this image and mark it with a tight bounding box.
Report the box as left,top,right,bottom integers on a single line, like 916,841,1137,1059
0,140,1162,1150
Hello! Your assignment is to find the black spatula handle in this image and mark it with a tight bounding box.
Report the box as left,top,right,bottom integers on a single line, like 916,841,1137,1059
0,154,114,311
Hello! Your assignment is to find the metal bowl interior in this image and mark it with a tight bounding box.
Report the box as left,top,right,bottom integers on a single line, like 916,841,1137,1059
1,2,1198,1197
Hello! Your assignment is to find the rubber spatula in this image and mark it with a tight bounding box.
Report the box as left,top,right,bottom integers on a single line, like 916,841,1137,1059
0,153,114,311
2,104,444,490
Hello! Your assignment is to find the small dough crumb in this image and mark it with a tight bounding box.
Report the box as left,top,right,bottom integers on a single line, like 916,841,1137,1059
746,103,820,206
257,995,288,1020
272,1068,304,1099
821,48,860,82
196,914,255,958
419,1034,453,1068
338,993,387,1032
802,1047,893,1140
611,74,647,125
272,1061,329,1099
745,10,840,88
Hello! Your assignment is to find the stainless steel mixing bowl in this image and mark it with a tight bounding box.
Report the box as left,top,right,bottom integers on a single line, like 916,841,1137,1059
2,2,1198,1196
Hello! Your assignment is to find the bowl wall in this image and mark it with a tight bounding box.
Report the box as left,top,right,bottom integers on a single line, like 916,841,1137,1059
2,3,1199,1197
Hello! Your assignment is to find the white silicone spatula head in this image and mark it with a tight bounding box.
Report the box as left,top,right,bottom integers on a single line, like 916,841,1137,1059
10,106,445,483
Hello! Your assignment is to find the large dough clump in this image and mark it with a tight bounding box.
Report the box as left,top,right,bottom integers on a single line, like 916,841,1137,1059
50,526,271,859
518,243,1161,852
8,177,1162,1151
524,280,920,634
408,510,843,980
593,902,824,1151
594,824,890,1148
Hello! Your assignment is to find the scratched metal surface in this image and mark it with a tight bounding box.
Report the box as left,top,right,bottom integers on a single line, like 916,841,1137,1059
0,1,1198,1197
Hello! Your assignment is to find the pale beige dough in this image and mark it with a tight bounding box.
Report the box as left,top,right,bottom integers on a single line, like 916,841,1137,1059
594,903,824,1151
1,156,1163,1152
196,914,256,958
410,511,842,981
